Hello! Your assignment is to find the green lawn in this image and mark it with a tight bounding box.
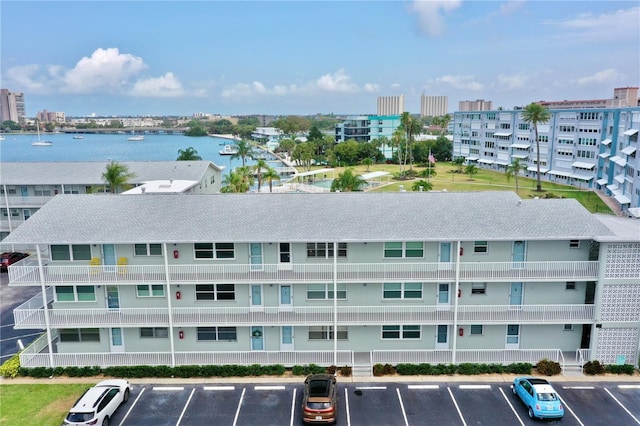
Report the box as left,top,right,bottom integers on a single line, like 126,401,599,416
0,384,90,426
304,162,612,214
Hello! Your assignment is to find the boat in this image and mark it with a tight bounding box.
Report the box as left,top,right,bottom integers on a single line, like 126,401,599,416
219,145,238,155
32,121,52,146
127,126,145,141
73,132,85,139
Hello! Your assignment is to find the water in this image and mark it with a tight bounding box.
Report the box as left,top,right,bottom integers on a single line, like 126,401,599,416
0,133,270,173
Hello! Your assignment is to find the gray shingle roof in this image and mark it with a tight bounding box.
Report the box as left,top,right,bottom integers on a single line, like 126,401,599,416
0,161,222,185
1,192,616,244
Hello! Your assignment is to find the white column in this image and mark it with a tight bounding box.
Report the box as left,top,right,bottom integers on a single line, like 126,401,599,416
163,244,176,368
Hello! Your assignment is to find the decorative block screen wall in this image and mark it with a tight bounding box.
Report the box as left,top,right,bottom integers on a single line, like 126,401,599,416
595,328,639,365
600,284,640,322
604,243,640,279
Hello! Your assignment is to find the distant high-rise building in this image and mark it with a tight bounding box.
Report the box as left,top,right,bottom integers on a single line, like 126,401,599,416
0,89,26,123
538,87,639,109
37,110,66,123
377,95,404,115
420,95,448,117
458,99,493,112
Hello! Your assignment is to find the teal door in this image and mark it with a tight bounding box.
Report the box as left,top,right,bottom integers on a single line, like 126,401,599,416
281,326,294,351
250,285,263,310
250,243,263,271
440,242,452,262
512,241,526,269
435,325,448,349
280,285,292,311
102,244,116,272
509,282,523,307
251,326,264,351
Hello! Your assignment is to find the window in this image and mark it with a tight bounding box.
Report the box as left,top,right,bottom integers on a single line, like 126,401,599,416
309,326,348,340
566,282,576,290
197,326,237,341
194,243,235,259
136,284,165,297
51,244,92,261
194,243,214,259
470,325,484,335
195,284,236,301
215,243,235,259
134,243,162,256
383,282,423,299
382,325,421,339
563,324,573,331
55,285,96,302
60,328,100,342
384,242,424,258
307,283,346,300
473,241,488,254
569,240,580,248
306,242,347,258
140,327,168,338
471,283,487,295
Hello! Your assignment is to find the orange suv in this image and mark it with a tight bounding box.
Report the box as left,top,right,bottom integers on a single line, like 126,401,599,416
302,374,337,424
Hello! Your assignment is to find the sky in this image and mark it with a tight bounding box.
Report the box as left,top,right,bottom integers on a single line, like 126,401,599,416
1,1,639,117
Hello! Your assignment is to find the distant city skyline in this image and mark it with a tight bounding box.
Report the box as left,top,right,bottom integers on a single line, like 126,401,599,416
1,1,638,117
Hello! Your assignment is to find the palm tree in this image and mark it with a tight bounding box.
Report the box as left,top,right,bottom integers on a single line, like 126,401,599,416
465,163,479,180
262,168,281,193
505,158,525,194
400,112,423,172
221,167,255,193
453,157,465,174
230,139,255,167
522,103,551,192
253,159,269,192
176,146,202,161
102,161,136,193
391,129,404,172
411,180,433,191
330,168,366,192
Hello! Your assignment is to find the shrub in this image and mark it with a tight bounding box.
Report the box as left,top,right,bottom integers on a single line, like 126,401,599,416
373,364,385,376
505,363,533,375
605,364,634,375
583,360,605,375
0,353,21,378
326,365,337,375
536,359,562,376
339,365,352,377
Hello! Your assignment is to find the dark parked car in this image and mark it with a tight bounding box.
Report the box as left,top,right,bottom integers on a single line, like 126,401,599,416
302,374,337,424
0,252,29,271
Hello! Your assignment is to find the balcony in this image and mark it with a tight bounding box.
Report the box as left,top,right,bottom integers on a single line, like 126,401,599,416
14,293,595,329
8,260,600,286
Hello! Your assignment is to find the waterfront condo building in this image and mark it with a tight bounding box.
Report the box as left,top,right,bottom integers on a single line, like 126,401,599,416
377,95,405,116
420,95,448,117
334,115,402,159
452,107,640,216
4,192,639,375
0,88,26,123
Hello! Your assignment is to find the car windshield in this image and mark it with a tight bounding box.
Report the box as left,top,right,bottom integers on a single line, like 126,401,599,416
306,401,332,409
537,392,558,401
66,412,95,422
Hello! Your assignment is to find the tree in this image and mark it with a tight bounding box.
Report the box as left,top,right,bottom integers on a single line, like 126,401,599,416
221,166,254,193
307,125,323,142
262,168,281,193
465,163,479,180
400,112,423,172
176,147,202,161
102,161,136,193
453,157,465,174
230,139,255,167
362,157,373,171
253,159,269,192
330,168,366,192
292,142,315,171
505,158,525,194
522,103,551,191
412,180,433,191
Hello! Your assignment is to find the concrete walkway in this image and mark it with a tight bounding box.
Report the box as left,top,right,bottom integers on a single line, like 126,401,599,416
594,189,623,216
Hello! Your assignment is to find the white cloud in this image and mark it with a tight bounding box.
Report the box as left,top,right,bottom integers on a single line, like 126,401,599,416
574,69,624,86
496,72,532,90
4,65,45,92
408,0,462,37
499,1,526,16
364,83,380,93
130,72,185,98
544,6,640,42
390,83,402,89
436,75,484,91
315,69,358,93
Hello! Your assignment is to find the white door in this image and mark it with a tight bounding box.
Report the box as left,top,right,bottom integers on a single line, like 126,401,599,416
251,326,264,351
280,326,294,351
109,328,124,353
435,325,448,349
278,243,292,270
436,283,450,309
505,324,520,349
279,285,293,311
250,284,263,311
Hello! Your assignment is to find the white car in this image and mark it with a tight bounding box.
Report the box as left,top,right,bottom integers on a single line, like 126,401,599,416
63,379,131,426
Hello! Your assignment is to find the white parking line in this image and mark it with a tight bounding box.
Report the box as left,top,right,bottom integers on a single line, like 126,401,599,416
619,385,640,389
203,386,235,391
396,388,410,426
289,388,297,426
459,385,491,390
255,385,285,390
407,384,439,389
175,388,195,426
344,387,351,426
447,386,468,426
153,386,184,391
557,395,585,426
563,386,595,390
498,387,525,426
354,386,387,390
232,387,246,426
604,387,640,424
118,386,145,426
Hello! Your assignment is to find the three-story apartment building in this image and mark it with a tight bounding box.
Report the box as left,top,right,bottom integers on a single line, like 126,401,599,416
4,192,639,374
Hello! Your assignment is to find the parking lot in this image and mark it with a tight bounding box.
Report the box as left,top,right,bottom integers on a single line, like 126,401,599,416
103,381,639,426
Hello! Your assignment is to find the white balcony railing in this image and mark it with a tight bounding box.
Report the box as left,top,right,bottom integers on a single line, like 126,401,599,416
14,301,595,329
8,260,600,286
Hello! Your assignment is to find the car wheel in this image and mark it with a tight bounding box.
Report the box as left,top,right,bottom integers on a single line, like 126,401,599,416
123,388,130,403
512,385,517,395
102,416,109,426
528,407,535,419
